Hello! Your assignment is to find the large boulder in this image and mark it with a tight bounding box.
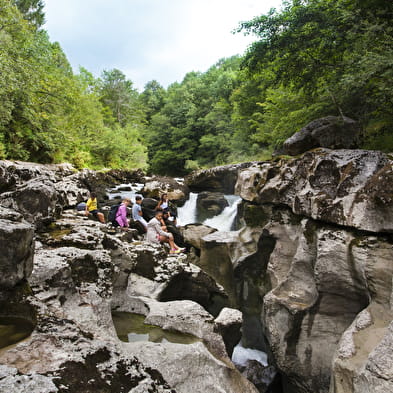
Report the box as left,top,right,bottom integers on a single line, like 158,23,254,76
185,162,256,194
142,176,189,205
236,149,393,233
181,224,217,251
197,191,229,221
281,116,362,156
113,296,259,393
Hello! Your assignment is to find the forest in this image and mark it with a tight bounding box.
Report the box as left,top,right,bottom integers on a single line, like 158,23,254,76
1,0,392,175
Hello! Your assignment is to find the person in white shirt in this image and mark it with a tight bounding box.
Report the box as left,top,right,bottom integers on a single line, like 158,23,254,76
146,210,184,254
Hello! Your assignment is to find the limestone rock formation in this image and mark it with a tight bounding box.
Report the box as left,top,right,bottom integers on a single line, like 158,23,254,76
0,193,255,392
231,149,393,393
236,149,393,233
281,116,362,156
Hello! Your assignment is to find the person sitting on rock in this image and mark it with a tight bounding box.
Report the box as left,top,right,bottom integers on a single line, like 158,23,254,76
116,198,131,230
132,195,148,232
162,210,185,249
146,210,184,254
85,192,105,223
156,193,169,211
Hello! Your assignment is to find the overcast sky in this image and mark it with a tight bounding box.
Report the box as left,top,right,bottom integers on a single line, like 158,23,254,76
44,0,282,90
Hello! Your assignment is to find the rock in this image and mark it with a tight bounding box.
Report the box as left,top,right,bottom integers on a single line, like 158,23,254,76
236,149,393,233
198,227,264,307
281,116,362,156
214,308,243,357
180,224,217,251
185,162,256,194
0,160,76,193
0,216,34,289
234,205,393,393
142,177,189,205
114,297,258,393
141,197,158,221
236,361,277,393
196,191,229,221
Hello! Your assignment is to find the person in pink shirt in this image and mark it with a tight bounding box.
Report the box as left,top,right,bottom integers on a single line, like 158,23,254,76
116,198,131,230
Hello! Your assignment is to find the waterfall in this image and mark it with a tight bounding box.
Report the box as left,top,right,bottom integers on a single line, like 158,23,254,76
177,192,198,226
203,195,241,232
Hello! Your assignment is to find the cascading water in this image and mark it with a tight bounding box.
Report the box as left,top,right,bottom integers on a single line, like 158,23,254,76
203,195,241,232
107,183,145,202
177,192,198,226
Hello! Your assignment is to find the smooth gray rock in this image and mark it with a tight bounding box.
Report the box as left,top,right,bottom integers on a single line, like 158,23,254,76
214,307,243,357
281,116,362,156
181,224,217,250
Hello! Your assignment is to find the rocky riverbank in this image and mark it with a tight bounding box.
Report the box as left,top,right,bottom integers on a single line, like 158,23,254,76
1,148,392,393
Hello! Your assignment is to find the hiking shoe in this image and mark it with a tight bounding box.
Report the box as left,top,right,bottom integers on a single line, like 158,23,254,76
169,249,181,255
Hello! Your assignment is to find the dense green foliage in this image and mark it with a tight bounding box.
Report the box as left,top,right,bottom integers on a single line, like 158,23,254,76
0,0,147,169
1,0,392,175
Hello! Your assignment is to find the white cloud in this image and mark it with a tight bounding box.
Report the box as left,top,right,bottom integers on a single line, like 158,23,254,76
44,0,282,90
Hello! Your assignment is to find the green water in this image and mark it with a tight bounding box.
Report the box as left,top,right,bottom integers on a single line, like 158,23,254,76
112,312,200,345
0,317,34,350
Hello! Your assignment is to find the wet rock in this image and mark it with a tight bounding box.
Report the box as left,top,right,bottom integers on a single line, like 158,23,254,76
236,149,393,233
214,307,242,357
196,191,229,220
114,297,258,393
142,177,189,205
236,361,277,393
185,162,256,194
281,116,362,156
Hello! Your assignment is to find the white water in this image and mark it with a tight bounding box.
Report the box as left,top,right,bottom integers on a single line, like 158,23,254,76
203,195,241,232
177,192,198,226
177,193,241,231
107,183,145,203
232,342,268,367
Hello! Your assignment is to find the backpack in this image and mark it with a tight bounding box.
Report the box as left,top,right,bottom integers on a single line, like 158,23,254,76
108,203,121,226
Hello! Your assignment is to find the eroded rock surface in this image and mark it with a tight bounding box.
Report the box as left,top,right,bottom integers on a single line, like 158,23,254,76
0,201,255,392
236,149,393,233
231,149,393,393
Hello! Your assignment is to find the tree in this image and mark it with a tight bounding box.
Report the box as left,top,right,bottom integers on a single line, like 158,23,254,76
13,0,45,28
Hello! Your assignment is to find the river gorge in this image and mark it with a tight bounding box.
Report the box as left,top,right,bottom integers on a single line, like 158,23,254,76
0,147,392,393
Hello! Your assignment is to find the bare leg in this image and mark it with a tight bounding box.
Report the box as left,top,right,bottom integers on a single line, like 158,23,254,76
159,234,179,250
97,212,105,224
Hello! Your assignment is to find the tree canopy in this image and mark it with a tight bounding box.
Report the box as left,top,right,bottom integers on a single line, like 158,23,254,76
1,0,392,175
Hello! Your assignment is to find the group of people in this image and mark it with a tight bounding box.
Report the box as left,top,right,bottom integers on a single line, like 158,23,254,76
85,192,185,255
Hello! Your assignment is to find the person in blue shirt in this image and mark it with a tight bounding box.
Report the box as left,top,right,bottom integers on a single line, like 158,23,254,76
132,196,147,231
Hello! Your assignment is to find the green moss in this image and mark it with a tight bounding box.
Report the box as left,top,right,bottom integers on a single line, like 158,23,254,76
243,204,271,227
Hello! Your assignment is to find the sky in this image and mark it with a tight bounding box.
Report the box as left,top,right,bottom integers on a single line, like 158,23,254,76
44,0,282,91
